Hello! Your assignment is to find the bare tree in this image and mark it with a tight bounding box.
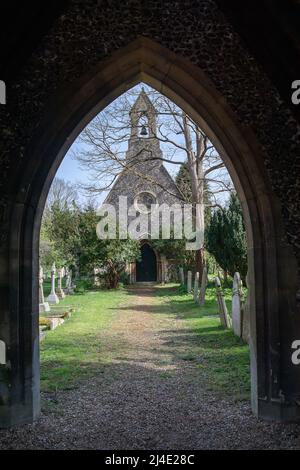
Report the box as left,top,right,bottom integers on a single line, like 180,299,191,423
73,85,234,276
44,177,78,212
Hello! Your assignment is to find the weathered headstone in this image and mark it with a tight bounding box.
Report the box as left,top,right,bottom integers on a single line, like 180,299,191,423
94,267,101,287
62,267,68,294
0,80,6,105
242,272,250,343
232,272,243,337
47,263,59,304
215,276,231,328
57,268,65,299
199,266,208,306
66,268,75,294
61,267,66,289
39,266,50,313
49,317,65,330
187,270,192,292
64,268,70,293
194,272,199,303
0,340,5,365
179,267,184,286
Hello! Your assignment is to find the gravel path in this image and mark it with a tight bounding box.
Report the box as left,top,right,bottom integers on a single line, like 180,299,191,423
1,286,300,449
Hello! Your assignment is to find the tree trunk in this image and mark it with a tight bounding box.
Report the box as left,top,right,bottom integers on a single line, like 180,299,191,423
182,115,205,278
195,248,205,280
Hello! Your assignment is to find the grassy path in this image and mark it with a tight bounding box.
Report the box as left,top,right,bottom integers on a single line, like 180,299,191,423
1,285,299,449
41,285,250,399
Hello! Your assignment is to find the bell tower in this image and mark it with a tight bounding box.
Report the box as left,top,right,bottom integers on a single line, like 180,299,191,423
126,87,162,164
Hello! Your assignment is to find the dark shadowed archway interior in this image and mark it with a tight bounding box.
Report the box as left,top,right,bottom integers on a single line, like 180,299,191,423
136,244,157,282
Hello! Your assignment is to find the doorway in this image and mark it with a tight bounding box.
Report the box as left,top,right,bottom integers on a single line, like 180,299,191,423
136,244,157,282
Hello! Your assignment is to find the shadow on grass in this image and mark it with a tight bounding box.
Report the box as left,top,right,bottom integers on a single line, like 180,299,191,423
40,285,250,401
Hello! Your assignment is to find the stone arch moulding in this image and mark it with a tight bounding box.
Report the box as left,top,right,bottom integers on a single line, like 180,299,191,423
4,37,300,427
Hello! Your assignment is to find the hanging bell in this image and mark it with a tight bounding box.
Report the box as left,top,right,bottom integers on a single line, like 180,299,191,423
140,125,148,136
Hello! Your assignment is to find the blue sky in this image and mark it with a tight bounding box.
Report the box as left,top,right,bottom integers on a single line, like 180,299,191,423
55,83,183,205
56,143,96,201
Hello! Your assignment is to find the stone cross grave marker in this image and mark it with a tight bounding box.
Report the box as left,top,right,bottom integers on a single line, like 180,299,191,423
47,263,59,304
57,268,65,299
39,266,50,313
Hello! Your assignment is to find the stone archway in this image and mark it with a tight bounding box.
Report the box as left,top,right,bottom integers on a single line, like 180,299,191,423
1,36,300,427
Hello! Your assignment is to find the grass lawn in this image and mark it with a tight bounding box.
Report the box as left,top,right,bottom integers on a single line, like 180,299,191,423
40,281,250,402
40,288,127,391
156,283,250,401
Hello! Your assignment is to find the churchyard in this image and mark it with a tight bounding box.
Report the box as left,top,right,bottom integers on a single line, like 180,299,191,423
24,83,257,449
39,270,250,400
3,269,300,450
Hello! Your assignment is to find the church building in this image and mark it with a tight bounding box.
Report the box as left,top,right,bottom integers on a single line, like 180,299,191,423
104,89,184,283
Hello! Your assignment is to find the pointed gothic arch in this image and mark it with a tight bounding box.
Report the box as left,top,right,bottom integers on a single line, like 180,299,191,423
2,37,300,427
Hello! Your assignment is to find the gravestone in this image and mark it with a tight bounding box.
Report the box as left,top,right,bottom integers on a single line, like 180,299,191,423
47,263,59,304
0,80,6,105
94,267,101,287
194,272,199,303
63,267,68,294
57,268,65,299
215,276,231,328
232,272,243,337
242,272,250,344
199,266,208,306
0,340,5,365
179,267,184,286
64,268,70,293
66,268,75,294
70,269,76,292
187,270,192,292
61,267,66,291
39,266,50,313
49,317,65,330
